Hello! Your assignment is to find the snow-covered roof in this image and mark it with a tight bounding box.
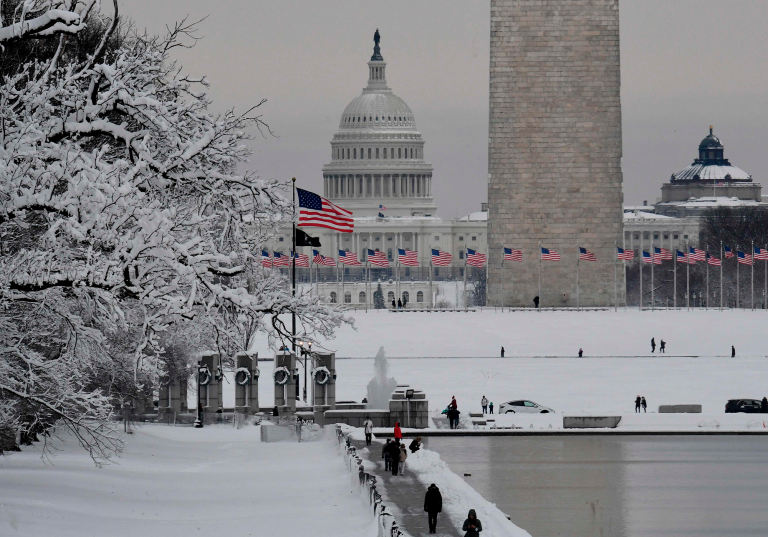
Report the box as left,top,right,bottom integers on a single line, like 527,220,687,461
672,163,751,182
656,196,766,209
623,211,676,221
455,211,488,222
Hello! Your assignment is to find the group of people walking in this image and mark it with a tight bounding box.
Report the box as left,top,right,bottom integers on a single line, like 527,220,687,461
391,297,408,309
381,422,422,476
480,396,494,414
650,338,667,353
634,396,648,413
446,396,461,428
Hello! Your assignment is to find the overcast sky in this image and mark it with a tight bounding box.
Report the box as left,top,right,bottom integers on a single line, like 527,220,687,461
119,1,768,217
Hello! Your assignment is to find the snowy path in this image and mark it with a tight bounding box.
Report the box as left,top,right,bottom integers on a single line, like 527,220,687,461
0,424,374,537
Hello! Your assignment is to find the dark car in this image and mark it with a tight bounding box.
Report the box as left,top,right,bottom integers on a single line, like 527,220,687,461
725,399,763,413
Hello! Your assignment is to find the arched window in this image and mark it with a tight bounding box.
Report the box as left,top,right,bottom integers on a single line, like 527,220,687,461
347,148,350,159
344,291,351,304
417,291,424,303
390,148,394,159
354,148,357,159
363,117,366,123
368,148,372,159
402,291,409,304
398,148,402,159
330,292,337,304
376,148,379,159
387,291,395,303
361,148,364,159
359,291,366,303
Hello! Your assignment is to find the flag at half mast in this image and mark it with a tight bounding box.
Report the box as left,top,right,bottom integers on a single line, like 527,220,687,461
579,247,596,261
398,248,419,267
367,249,389,268
617,247,634,260
313,250,336,266
297,188,354,233
540,247,560,261
754,246,768,260
466,248,487,267
432,249,452,266
338,250,361,266
504,247,522,262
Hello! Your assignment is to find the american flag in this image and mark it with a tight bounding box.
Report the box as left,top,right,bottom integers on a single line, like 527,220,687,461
707,253,722,266
737,251,753,265
432,249,452,266
642,251,661,265
398,248,419,267
272,251,290,267
617,247,634,260
313,249,336,266
367,249,389,268
379,204,387,210
260,250,272,268
724,245,734,259
297,188,354,233
503,247,522,262
689,247,706,261
466,248,487,267
676,250,695,264
338,250,361,266
290,251,309,267
655,247,673,260
754,246,768,261
540,247,560,261
579,247,596,261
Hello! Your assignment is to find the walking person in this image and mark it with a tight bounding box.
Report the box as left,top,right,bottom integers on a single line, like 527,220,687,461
635,396,641,413
397,298,402,309
651,337,656,353
398,442,408,474
409,437,422,453
641,397,647,413
732,345,736,357
578,348,583,357
462,509,483,537
488,402,493,414
501,346,505,357
424,483,443,534
392,298,396,309
761,397,768,414
533,295,540,309
394,421,402,441
388,439,401,476
481,395,488,415
382,439,392,471
659,340,666,354
363,416,373,446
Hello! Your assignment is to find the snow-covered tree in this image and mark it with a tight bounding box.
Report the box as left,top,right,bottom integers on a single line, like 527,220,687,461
0,2,347,461
373,282,385,309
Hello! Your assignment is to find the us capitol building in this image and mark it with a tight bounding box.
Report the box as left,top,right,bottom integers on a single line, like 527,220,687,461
269,31,487,308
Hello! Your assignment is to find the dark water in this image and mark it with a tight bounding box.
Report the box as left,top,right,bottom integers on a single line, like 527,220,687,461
424,436,768,537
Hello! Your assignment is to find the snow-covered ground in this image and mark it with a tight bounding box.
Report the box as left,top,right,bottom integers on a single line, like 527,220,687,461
0,424,374,537
254,308,768,358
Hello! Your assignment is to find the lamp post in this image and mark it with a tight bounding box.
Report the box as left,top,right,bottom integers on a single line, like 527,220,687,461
298,340,313,403
194,363,203,428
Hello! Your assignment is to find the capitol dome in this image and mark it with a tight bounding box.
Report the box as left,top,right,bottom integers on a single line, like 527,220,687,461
671,127,751,183
321,29,435,218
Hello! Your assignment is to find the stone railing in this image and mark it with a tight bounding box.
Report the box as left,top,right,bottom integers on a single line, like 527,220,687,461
335,425,404,537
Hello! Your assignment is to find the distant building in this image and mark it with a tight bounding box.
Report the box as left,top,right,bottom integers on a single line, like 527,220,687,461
267,31,487,308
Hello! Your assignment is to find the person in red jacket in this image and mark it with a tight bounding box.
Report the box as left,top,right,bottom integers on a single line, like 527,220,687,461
394,422,402,440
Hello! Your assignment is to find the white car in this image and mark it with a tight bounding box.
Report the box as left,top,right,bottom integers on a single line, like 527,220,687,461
498,400,554,414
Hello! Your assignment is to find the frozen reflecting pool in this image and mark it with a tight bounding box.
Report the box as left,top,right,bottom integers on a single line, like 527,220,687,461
425,435,768,537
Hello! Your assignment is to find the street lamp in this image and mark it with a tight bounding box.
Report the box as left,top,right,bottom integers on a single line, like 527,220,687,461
194,362,203,428
297,340,313,403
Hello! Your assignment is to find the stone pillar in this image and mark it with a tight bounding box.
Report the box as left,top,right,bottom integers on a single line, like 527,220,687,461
234,351,259,414
274,351,296,414
198,351,223,422
312,352,336,409
158,375,187,421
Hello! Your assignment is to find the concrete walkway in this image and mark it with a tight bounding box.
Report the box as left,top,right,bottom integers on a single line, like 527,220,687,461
350,437,459,537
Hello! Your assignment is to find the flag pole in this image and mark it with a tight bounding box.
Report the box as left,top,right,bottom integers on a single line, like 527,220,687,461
463,242,468,310
651,247,655,311
291,178,297,355
751,240,755,311
639,244,643,310
538,241,542,311
720,241,723,311
501,243,505,312
686,240,690,311
673,248,677,310
429,241,433,310
341,248,345,307
706,247,709,310
764,244,767,311
736,243,740,309
614,241,618,312
576,241,580,311
366,255,369,313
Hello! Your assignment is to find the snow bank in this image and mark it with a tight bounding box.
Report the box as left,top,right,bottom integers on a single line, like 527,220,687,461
405,447,531,537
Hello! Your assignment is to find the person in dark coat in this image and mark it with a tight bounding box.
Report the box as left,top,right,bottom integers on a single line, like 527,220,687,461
635,396,641,413
641,396,647,413
446,408,456,429
501,346,505,357
382,438,392,471
488,402,493,414
732,345,736,357
392,298,396,309
424,483,443,534
651,338,656,353
533,296,539,309
462,509,482,537
388,440,402,476
409,437,422,453
761,397,768,414
659,340,666,353
397,298,402,309
578,348,583,357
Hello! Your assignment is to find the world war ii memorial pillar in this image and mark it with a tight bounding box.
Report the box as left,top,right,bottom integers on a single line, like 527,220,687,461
198,351,223,423
273,351,296,414
487,0,624,307
158,375,188,423
312,352,337,410
234,351,259,414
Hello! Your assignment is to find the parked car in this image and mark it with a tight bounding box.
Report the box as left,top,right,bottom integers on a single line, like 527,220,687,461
725,399,764,413
498,400,554,414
